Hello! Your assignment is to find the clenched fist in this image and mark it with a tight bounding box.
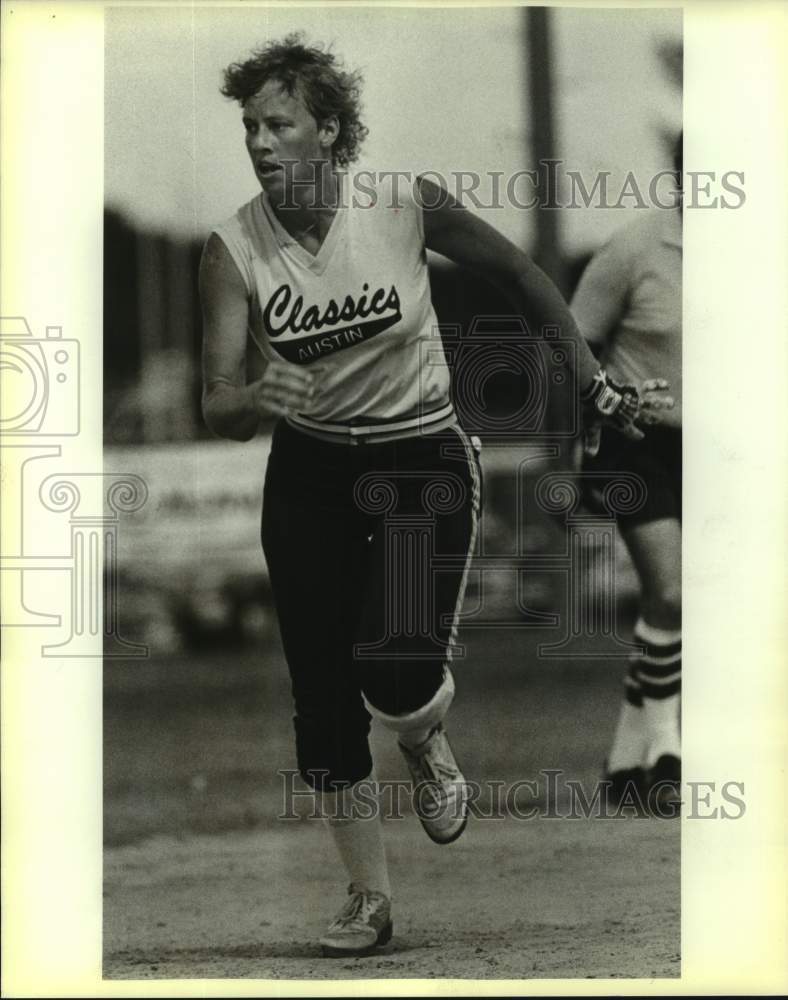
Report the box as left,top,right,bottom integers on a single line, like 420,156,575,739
251,360,317,418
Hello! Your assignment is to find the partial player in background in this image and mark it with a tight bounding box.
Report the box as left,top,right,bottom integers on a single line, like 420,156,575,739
571,133,683,813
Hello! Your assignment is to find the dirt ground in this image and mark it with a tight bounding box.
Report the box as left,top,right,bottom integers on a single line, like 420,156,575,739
104,630,680,982
104,813,679,981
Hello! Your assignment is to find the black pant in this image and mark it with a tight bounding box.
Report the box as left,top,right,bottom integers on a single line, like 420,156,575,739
582,425,682,526
261,420,481,790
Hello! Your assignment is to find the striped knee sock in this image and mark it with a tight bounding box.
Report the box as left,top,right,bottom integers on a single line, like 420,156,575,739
633,618,682,767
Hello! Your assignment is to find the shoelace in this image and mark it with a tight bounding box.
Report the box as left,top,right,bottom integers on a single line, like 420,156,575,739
419,752,460,786
331,890,373,929
411,734,462,797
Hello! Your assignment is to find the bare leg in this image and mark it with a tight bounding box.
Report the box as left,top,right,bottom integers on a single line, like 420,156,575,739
621,517,682,632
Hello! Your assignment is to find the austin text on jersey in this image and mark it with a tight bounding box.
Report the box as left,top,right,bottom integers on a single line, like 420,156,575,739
262,281,403,364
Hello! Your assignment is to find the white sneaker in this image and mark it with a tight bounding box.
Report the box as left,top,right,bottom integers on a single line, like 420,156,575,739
319,883,393,958
398,724,469,844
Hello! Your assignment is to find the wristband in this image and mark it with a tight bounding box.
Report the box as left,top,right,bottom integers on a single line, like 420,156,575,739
581,369,639,431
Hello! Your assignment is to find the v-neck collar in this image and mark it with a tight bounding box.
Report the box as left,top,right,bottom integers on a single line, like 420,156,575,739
259,179,347,276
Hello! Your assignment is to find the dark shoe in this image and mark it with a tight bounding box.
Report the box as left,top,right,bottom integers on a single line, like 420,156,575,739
646,754,681,818
602,765,648,814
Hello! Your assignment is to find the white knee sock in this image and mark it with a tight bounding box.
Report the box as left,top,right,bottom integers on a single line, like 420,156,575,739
321,776,391,900
634,618,682,767
366,668,454,752
398,725,434,750
607,661,649,773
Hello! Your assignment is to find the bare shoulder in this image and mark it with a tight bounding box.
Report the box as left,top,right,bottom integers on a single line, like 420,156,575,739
199,232,247,298
416,172,454,201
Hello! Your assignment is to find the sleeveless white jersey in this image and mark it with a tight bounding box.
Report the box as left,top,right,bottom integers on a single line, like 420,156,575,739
213,177,454,440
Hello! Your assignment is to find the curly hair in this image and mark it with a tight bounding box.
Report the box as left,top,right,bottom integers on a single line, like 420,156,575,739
221,33,368,167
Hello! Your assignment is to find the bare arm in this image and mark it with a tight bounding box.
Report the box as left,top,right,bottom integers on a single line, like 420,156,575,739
569,237,631,350
199,233,314,441
199,233,258,441
418,176,600,390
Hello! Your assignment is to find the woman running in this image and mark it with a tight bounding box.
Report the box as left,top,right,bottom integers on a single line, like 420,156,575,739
200,34,671,955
